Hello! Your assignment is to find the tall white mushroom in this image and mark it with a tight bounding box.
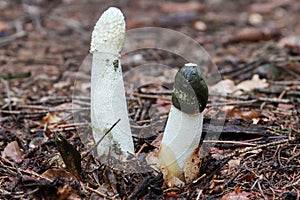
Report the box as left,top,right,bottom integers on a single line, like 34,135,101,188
158,63,209,183
90,7,134,159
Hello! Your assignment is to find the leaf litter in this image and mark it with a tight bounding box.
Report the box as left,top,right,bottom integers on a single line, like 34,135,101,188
0,0,299,199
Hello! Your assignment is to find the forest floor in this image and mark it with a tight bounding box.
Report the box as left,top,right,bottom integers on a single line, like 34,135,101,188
0,0,299,199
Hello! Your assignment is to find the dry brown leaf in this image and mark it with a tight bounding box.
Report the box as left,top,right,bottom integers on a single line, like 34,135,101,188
161,2,205,14
221,187,250,200
154,98,171,114
228,159,240,170
278,103,295,110
226,109,261,120
210,147,225,160
42,168,77,181
249,0,291,14
278,35,300,55
41,112,62,126
240,149,262,158
42,169,81,200
235,74,269,92
57,184,81,200
210,79,236,94
0,21,8,31
1,141,23,162
228,27,280,43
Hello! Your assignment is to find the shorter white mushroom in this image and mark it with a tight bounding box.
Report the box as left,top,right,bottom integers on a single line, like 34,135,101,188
90,7,134,159
158,63,209,183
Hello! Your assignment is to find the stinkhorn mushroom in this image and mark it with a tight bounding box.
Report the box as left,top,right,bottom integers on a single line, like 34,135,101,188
90,7,134,159
158,63,209,183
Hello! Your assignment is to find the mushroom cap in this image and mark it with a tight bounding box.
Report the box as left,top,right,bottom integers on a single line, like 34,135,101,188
172,63,209,114
90,7,125,56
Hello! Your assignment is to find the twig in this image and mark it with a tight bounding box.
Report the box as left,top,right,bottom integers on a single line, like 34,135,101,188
31,123,89,133
0,78,12,111
221,138,295,160
283,177,300,189
210,93,250,100
133,93,171,101
258,97,291,104
85,186,113,200
207,94,292,108
272,80,300,85
203,140,257,146
0,31,27,47
136,143,148,156
207,99,258,107
0,157,52,182
82,119,121,159
258,181,268,200
195,189,203,200
223,58,268,79
94,119,121,149
0,72,31,80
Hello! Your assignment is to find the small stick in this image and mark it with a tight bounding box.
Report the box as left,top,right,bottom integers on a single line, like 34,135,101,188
221,138,295,160
0,72,31,80
0,31,27,47
82,119,121,159
207,99,258,107
272,80,300,85
85,186,113,200
133,93,171,101
136,143,148,156
203,140,256,146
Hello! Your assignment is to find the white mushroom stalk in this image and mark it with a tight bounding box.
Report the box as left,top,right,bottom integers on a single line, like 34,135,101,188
158,63,209,182
90,7,134,159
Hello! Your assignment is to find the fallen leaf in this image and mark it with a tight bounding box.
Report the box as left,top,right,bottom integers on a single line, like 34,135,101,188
54,134,83,180
42,169,81,200
0,21,8,31
161,2,205,14
240,173,256,182
226,109,261,120
278,35,300,55
57,184,81,200
255,64,280,81
221,187,250,200
210,147,225,159
240,149,262,158
252,118,260,124
228,27,281,43
53,81,70,89
278,103,295,110
42,168,76,181
235,74,269,92
249,0,291,14
154,98,171,114
1,141,23,162
210,79,236,94
41,112,62,126
228,159,240,170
